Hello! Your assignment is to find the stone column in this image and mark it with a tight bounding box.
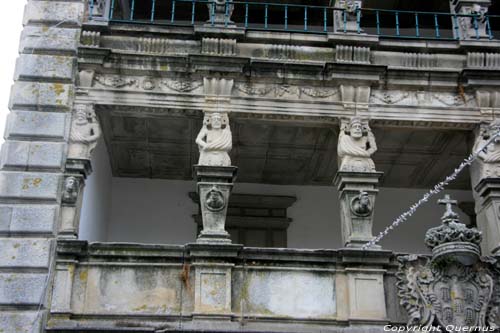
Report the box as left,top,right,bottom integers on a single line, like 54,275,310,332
194,78,236,244
0,1,85,332
450,0,492,39
333,118,382,248
470,120,500,255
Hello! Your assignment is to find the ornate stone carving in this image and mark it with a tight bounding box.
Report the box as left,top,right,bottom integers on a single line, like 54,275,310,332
206,0,234,26
334,0,362,33
457,3,490,39
81,30,100,47
196,112,232,167
160,79,203,93
205,186,226,212
472,120,500,178
202,38,236,56
62,176,80,205
335,45,370,64
94,75,138,88
467,52,500,69
396,195,500,331
68,104,101,160
337,117,377,172
350,190,372,217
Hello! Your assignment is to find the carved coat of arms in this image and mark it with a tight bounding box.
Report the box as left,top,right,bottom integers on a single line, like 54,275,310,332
396,195,500,331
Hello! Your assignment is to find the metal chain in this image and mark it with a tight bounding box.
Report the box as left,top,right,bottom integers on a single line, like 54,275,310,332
362,130,500,250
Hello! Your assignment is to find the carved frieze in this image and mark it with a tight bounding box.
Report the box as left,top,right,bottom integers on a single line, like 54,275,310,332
234,83,339,101
81,30,100,47
370,90,475,107
468,52,500,69
94,75,139,89
335,45,370,64
402,53,436,68
160,79,203,93
202,38,236,56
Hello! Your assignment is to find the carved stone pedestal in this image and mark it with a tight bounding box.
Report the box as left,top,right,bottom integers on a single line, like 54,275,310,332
474,178,500,255
59,159,92,238
194,165,237,244
333,171,383,248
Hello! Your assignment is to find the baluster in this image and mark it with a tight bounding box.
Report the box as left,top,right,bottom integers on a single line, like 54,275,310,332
245,3,249,28
343,9,347,32
395,11,400,36
415,12,419,38
434,14,440,38
265,4,268,29
130,0,135,20
356,7,361,34
90,0,95,20
225,1,230,27
323,7,327,32
210,1,215,25
171,0,176,23
191,0,196,24
151,0,156,22
304,6,308,32
110,0,116,19
473,15,479,39
486,16,493,40
453,15,460,40
284,5,288,30
376,10,380,35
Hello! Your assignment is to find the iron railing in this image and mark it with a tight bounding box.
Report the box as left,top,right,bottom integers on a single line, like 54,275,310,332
89,0,499,40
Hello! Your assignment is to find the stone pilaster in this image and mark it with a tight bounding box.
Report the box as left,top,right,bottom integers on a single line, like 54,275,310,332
334,172,383,248
194,165,237,244
470,120,500,255
0,1,85,332
188,243,242,320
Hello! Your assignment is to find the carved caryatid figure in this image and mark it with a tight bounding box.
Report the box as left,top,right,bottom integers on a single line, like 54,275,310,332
337,118,377,172
196,112,232,167
68,104,101,160
472,120,500,178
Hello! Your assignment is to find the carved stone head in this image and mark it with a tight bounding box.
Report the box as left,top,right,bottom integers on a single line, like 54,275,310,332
204,112,228,130
348,117,364,139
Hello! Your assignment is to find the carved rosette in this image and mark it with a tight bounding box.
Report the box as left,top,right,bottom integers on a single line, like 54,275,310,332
396,195,500,331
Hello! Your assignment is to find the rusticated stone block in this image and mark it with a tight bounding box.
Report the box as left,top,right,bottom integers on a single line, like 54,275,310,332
23,1,84,27
5,111,67,140
10,81,74,111
0,311,41,333
0,273,46,305
1,141,66,170
0,172,61,201
0,205,57,234
15,54,75,82
20,26,80,54
0,238,51,268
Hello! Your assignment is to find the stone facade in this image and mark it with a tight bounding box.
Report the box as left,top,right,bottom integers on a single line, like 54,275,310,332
1,0,500,332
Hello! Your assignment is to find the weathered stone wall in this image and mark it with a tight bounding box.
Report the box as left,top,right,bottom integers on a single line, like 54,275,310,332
0,1,84,332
